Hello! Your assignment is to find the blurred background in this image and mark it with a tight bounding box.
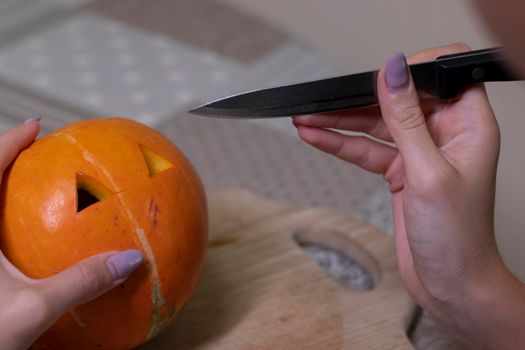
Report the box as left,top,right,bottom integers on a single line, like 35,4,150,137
0,0,523,348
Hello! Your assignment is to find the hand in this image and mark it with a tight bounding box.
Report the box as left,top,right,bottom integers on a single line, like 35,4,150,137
0,119,144,350
293,43,525,348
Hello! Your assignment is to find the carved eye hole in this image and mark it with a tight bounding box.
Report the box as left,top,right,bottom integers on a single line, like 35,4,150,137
76,173,114,212
139,145,174,177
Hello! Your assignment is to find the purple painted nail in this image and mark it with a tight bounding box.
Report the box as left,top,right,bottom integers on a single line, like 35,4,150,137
386,52,409,90
24,117,42,124
106,249,144,280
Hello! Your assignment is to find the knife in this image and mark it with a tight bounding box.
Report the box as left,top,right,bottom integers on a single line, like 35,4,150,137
189,47,521,118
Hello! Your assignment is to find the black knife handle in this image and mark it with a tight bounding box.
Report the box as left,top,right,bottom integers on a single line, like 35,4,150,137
436,47,520,99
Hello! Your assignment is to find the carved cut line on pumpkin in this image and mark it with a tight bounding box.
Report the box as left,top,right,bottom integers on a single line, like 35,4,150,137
76,173,114,212
139,144,174,177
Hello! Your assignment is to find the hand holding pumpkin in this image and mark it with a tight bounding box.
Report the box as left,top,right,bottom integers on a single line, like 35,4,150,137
0,117,207,349
0,119,143,350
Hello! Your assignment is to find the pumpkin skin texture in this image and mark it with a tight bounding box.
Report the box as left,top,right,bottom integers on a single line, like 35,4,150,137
0,118,208,350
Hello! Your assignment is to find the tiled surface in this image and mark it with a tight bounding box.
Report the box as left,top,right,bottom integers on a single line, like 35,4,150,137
0,13,245,125
0,8,341,128
160,111,393,231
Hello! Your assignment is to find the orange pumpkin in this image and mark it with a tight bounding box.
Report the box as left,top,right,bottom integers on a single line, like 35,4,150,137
0,118,208,349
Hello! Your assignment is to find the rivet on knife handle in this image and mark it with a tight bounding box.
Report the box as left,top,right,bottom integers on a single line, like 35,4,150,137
435,47,520,99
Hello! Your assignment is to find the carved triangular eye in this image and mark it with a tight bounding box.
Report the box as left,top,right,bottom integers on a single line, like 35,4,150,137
140,145,174,177
76,173,114,212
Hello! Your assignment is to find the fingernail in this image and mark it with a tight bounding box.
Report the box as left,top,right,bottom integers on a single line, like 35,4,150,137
106,249,144,280
386,52,409,91
24,117,42,124
292,115,310,125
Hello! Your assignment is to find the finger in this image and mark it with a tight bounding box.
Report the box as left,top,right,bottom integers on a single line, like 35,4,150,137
407,42,472,64
294,105,381,124
0,253,33,283
391,193,429,306
38,250,143,317
293,112,393,142
377,52,448,173
296,125,398,174
0,118,40,175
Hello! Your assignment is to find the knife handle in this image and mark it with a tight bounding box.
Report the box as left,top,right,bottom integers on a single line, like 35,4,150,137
436,47,520,99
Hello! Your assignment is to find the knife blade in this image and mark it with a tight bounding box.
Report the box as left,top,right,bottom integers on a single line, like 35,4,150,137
189,47,520,118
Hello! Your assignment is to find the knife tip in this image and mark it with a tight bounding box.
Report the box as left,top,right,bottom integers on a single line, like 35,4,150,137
187,105,205,115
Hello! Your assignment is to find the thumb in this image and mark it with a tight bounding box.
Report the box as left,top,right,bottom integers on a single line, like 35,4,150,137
377,52,446,172
39,249,143,316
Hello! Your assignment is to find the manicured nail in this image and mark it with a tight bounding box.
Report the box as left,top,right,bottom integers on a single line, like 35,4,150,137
106,249,144,280
24,117,42,124
386,52,409,91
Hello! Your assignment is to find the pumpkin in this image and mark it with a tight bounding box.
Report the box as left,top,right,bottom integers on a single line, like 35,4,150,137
0,117,208,349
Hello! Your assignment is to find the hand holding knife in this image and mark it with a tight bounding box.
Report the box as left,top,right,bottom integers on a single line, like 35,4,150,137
190,47,521,118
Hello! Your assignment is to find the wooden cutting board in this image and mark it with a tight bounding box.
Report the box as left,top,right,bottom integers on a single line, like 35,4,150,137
138,187,415,349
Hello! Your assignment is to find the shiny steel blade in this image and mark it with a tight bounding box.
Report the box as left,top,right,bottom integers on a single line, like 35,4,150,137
190,61,436,118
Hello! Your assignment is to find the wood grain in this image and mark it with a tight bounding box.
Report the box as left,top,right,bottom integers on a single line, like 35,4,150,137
138,187,416,349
